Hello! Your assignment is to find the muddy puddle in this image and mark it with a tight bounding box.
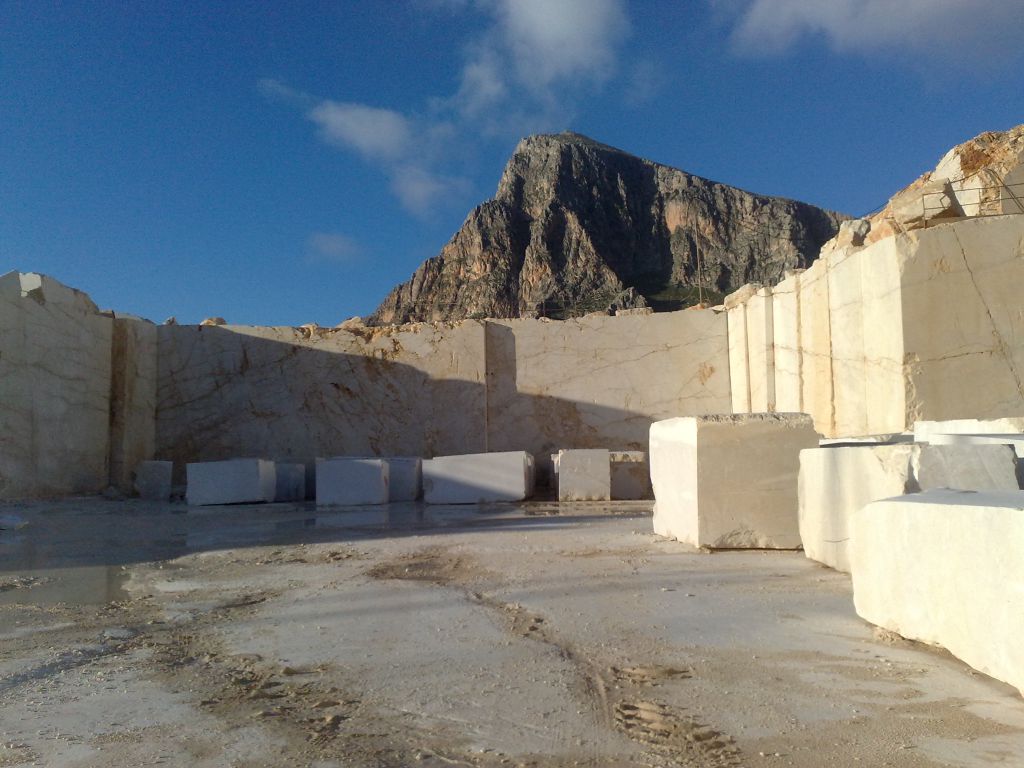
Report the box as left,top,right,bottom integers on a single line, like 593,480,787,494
0,498,651,607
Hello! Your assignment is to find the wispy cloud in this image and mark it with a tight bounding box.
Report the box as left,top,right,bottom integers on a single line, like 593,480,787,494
261,0,631,216
727,0,1024,63
305,232,364,265
308,101,413,162
453,0,630,125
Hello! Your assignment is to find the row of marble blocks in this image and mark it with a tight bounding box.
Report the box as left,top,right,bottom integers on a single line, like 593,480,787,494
316,452,536,506
796,418,1024,696
798,442,1018,572
649,413,818,549
551,450,651,501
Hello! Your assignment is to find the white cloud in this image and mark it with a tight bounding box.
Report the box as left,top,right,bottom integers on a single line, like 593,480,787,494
729,0,1024,61
498,0,628,90
260,0,630,216
307,101,413,161
305,232,363,265
453,0,629,125
391,167,471,218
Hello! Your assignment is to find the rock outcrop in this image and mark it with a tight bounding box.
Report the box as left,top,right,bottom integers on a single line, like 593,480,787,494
858,123,1024,246
371,133,845,324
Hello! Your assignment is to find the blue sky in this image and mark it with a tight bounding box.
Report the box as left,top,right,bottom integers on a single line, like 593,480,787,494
3,1,1024,325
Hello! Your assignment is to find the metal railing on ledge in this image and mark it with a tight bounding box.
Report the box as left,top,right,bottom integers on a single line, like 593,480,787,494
921,175,1024,226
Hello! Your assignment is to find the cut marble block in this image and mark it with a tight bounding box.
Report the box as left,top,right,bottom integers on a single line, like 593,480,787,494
913,418,1024,444
423,451,534,504
186,459,276,506
650,414,818,549
274,462,307,502
610,450,651,500
851,489,1024,696
316,458,390,506
385,457,423,502
798,443,1019,572
923,432,1024,461
133,460,172,501
556,449,610,501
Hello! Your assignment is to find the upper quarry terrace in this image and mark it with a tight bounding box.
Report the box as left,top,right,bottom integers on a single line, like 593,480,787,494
2,126,1024,766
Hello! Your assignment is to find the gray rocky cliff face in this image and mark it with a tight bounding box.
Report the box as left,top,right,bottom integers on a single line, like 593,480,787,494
371,132,845,324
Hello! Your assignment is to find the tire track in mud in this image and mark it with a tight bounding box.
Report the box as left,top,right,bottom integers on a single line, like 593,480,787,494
369,546,744,768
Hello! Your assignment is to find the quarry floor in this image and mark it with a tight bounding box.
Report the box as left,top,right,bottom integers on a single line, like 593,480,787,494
1,500,1022,768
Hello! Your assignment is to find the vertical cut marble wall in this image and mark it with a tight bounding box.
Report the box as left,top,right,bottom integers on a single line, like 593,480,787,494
0,272,113,499
745,287,776,412
485,309,731,481
727,215,1024,438
898,216,1024,424
155,321,488,471
108,316,159,492
771,272,802,412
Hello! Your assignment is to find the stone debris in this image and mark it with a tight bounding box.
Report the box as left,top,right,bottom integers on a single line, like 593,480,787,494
200,316,226,326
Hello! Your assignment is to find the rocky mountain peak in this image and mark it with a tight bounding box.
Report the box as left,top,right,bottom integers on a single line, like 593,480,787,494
370,134,846,325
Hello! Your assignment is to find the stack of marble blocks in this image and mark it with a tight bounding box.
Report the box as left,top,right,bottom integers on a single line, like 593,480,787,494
649,413,818,549
422,451,534,504
798,441,1019,572
797,418,1024,696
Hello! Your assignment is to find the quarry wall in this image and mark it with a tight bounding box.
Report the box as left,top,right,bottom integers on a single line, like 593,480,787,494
0,272,114,499
4,212,1024,499
727,215,1024,438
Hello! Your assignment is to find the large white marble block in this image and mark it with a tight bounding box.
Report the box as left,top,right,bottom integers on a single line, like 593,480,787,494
798,443,1019,572
851,489,1024,696
274,462,307,502
385,457,423,502
133,460,173,501
423,451,535,504
650,414,818,549
556,449,610,501
186,459,276,506
316,458,390,506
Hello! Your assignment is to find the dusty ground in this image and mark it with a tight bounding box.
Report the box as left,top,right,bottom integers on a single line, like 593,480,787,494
1,497,1022,768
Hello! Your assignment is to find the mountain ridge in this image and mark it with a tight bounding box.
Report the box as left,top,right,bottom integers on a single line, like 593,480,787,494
370,132,846,324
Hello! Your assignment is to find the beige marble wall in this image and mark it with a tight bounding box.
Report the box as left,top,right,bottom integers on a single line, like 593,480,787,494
728,215,1024,438
745,287,775,412
485,309,731,481
0,272,113,499
898,216,1024,424
153,310,729,487
155,321,488,471
797,260,835,435
108,316,159,492
771,272,802,412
